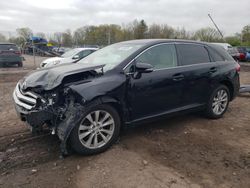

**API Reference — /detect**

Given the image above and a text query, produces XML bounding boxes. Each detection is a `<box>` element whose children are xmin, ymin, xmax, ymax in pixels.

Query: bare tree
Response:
<box><xmin>35</xmin><ymin>32</ymin><xmax>46</xmax><ymax>39</ymax></box>
<box><xmin>194</xmin><ymin>27</ymin><xmax>223</xmax><ymax>42</ymax></box>
<box><xmin>16</xmin><ymin>27</ymin><xmax>33</xmax><ymax>40</ymax></box>
<box><xmin>0</xmin><ymin>33</ymin><xmax>7</xmax><ymax>42</ymax></box>
<box><xmin>53</xmin><ymin>32</ymin><xmax>63</xmax><ymax>45</ymax></box>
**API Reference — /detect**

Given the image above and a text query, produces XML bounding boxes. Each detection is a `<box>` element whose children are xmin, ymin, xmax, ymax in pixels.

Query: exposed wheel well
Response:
<box><xmin>105</xmin><ymin>102</ymin><xmax>124</xmax><ymax>125</ymax></box>
<box><xmin>220</xmin><ymin>80</ymin><xmax>234</xmax><ymax>101</ymax></box>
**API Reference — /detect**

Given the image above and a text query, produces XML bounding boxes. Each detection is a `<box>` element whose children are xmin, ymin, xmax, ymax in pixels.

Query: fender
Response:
<box><xmin>68</xmin><ymin>74</ymin><xmax>127</xmax><ymax>104</ymax></box>
<box><xmin>57</xmin><ymin>74</ymin><xmax>128</xmax><ymax>155</ymax></box>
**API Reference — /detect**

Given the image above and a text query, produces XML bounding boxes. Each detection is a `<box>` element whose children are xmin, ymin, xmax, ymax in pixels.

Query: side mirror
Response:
<box><xmin>72</xmin><ymin>55</ymin><xmax>79</xmax><ymax>60</ymax></box>
<box><xmin>136</xmin><ymin>62</ymin><xmax>153</xmax><ymax>73</ymax></box>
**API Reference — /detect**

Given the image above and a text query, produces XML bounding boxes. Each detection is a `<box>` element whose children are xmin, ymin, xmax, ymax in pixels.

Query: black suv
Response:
<box><xmin>13</xmin><ymin>39</ymin><xmax>240</xmax><ymax>155</ymax></box>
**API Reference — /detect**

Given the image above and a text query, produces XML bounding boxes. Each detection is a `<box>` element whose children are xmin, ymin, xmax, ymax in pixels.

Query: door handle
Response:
<box><xmin>172</xmin><ymin>74</ymin><xmax>184</xmax><ymax>81</ymax></box>
<box><xmin>209</xmin><ymin>67</ymin><xmax>217</xmax><ymax>73</ymax></box>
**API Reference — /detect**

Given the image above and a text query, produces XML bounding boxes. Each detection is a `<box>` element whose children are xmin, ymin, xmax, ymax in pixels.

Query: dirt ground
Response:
<box><xmin>0</xmin><ymin>55</ymin><xmax>250</xmax><ymax>188</ymax></box>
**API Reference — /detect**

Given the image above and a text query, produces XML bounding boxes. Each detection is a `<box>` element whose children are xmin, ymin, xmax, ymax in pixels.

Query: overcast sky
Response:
<box><xmin>0</xmin><ymin>0</ymin><xmax>249</xmax><ymax>36</ymax></box>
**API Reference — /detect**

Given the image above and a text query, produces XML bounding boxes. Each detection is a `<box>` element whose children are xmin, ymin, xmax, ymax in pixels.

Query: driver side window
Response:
<box><xmin>136</xmin><ymin>44</ymin><xmax>177</xmax><ymax>70</ymax></box>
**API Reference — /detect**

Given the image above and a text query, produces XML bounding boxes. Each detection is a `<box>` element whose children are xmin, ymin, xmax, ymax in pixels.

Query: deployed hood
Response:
<box><xmin>22</xmin><ymin>63</ymin><xmax>105</xmax><ymax>91</ymax></box>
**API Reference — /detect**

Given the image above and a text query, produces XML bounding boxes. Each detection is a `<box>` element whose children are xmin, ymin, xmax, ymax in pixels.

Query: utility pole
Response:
<box><xmin>107</xmin><ymin>28</ymin><xmax>111</xmax><ymax>45</ymax></box>
<box><xmin>32</xmin><ymin>37</ymin><xmax>36</xmax><ymax>68</ymax></box>
<box><xmin>208</xmin><ymin>14</ymin><xmax>224</xmax><ymax>39</ymax></box>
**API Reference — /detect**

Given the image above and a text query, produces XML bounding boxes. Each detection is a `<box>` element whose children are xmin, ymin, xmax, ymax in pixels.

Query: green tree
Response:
<box><xmin>241</xmin><ymin>25</ymin><xmax>250</xmax><ymax>45</ymax></box>
<box><xmin>133</xmin><ymin>20</ymin><xmax>148</xmax><ymax>39</ymax></box>
<box><xmin>61</xmin><ymin>29</ymin><xmax>73</xmax><ymax>47</ymax></box>
<box><xmin>148</xmin><ymin>24</ymin><xmax>161</xmax><ymax>38</ymax></box>
<box><xmin>73</xmin><ymin>27</ymin><xmax>86</xmax><ymax>46</ymax></box>
<box><xmin>225</xmin><ymin>36</ymin><xmax>241</xmax><ymax>46</ymax></box>
<box><xmin>161</xmin><ymin>24</ymin><xmax>175</xmax><ymax>38</ymax></box>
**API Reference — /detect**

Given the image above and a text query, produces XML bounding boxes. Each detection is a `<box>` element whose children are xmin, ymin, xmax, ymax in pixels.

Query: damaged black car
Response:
<box><xmin>13</xmin><ymin>39</ymin><xmax>240</xmax><ymax>155</ymax></box>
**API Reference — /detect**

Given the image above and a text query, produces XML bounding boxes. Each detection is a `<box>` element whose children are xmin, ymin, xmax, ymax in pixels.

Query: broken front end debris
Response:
<box><xmin>13</xmin><ymin>81</ymin><xmax>86</xmax><ymax>155</ymax></box>
<box><xmin>12</xmin><ymin>64</ymin><xmax>106</xmax><ymax>155</ymax></box>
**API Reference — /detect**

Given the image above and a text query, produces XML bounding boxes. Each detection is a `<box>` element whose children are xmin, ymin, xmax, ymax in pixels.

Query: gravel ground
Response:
<box><xmin>0</xmin><ymin>55</ymin><xmax>250</xmax><ymax>188</ymax></box>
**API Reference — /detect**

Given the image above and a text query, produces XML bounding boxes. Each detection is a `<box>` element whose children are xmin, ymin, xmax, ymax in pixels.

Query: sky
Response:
<box><xmin>0</xmin><ymin>0</ymin><xmax>249</xmax><ymax>37</ymax></box>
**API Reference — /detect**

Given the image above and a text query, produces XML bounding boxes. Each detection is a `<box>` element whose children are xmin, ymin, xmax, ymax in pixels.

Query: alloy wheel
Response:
<box><xmin>212</xmin><ymin>89</ymin><xmax>228</xmax><ymax>115</ymax></box>
<box><xmin>78</xmin><ymin>110</ymin><xmax>115</xmax><ymax>149</ymax></box>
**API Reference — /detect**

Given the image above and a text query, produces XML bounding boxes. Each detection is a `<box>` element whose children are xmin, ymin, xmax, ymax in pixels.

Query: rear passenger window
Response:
<box><xmin>177</xmin><ymin>44</ymin><xmax>210</xmax><ymax>65</ymax></box>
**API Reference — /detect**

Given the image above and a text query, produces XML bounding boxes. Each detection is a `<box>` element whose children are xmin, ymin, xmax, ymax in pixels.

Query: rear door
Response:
<box><xmin>175</xmin><ymin>43</ymin><xmax>217</xmax><ymax>106</ymax></box>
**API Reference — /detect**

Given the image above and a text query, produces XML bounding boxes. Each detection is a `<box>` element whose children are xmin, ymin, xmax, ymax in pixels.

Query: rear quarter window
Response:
<box><xmin>209</xmin><ymin>44</ymin><xmax>234</xmax><ymax>61</ymax></box>
<box><xmin>176</xmin><ymin>44</ymin><xmax>210</xmax><ymax>66</ymax></box>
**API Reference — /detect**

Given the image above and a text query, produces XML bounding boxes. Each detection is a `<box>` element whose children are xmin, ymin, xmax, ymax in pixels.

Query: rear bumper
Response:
<box><xmin>232</xmin><ymin>74</ymin><xmax>240</xmax><ymax>100</ymax></box>
<box><xmin>0</xmin><ymin>57</ymin><xmax>22</xmax><ymax>63</ymax></box>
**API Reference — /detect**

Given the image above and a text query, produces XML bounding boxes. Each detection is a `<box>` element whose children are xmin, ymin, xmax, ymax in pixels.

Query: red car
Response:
<box><xmin>236</xmin><ymin>47</ymin><xmax>247</xmax><ymax>61</ymax></box>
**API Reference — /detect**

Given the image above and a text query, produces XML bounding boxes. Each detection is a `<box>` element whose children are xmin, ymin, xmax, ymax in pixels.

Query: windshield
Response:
<box><xmin>77</xmin><ymin>43</ymin><xmax>143</xmax><ymax>71</ymax></box>
<box><xmin>61</xmin><ymin>48</ymin><xmax>80</xmax><ymax>58</ymax></box>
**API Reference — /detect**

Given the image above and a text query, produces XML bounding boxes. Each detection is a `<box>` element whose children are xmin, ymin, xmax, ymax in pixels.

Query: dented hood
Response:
<box><xmin>22</xmin><ymin>63</ymin><xmax>105</xmax><ymax>90</ymax></box>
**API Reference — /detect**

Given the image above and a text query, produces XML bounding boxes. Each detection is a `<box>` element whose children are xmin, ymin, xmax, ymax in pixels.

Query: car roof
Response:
<box><xmin>0</xmin><ymin>42</ymin><xmax>16</xmax><ymax>45</ymax></box>
<box><xmin>119</xmin><ymin>39</ymin><xmax>210</xmax><ymax>46</ymax></box>
<box><xmin>75</xmin><ymin>47</ymin><xmax>98</xmax><ymax>50</ymax></box>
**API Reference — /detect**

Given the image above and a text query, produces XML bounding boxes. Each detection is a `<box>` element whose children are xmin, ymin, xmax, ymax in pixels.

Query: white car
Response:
<box><xmin>40</xmin><ymin>48</ymin><xmax>98</xmax><ymax>68</ymax></box>
<box><xmin>212</xmin><ymin>43</ymin><xmax>233</xmax><ymax>51</ymax></box>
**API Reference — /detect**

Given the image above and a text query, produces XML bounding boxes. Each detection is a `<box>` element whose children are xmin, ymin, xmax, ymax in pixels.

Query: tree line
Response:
<box><xmin>0</xmin><ymin>19</ymin><xmax>250</xmax><ymax>47</ymax></box>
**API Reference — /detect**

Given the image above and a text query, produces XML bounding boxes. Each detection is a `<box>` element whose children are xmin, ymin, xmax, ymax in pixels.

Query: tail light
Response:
<box><xmin>236</xmin><ymin>63</ymin><xmax>240</xmax><ymax>72</ymax></box>
<box><xmin>14</xmin><ymin>51</ymin><xmax>21</xmax><ymax>55</ymax></box>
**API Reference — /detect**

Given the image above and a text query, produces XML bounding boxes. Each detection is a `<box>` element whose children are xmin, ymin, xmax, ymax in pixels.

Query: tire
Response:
<box><xmin>69</xmin><ymin>104</ymin><xmax>121</xmax><ymax>155</ymax></box>
<box><xmin>205</xmin><ymin>85</ymin><xmax>230</xmax><ymax>119</ymax></box>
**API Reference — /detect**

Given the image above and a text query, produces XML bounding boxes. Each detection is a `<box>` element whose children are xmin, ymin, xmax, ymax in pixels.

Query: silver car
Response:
<box><xmin>40</xmin><ymin>48</ymin><xmax>98</xmax><ymax>68</ymax></box>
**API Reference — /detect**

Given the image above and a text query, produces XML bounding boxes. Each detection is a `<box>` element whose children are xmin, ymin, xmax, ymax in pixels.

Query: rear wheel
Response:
<box><xmin>205</xmin><ymin>85</ymin><xmax>230</xmax><ymax>119</ymax></box>
<box><xmin>69</xmin><ymin>104</ymin><xmax>121</xmax><ymax>155</ymax></box>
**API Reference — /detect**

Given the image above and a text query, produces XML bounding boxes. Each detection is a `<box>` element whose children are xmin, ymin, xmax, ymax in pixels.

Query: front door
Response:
<box><xmin>126</xmin><ymin>43</ymin><xmax>185</xmax><ymax>121</ymax></box>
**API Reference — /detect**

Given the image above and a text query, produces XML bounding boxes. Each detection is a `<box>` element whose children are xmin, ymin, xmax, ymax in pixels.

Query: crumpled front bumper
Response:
<box><xmin>13</xmin><ymin>82</ymin><xmax>53</xmax><ymax>128</ymax></box>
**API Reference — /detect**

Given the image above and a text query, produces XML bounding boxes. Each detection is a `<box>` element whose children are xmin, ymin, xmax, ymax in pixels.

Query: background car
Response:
<box><xmin>236</xmin><ymin>46</ymin><xmax>247</xmax><ymax>61</ymax></box>
<box><xmin>52</xmin><ymin>47</ymin><xmax>71</xmax><ymax>55</ymax></box>
<box><xmin>212</xmin><ymin>43</ymin><xmax>233</xmax><ymax>51</ymax></box>
<box><xmin>246</xmin><ymin>49</ymin><xmax>250</xmax><ymax>62</ymax></box>
<box><xmin>228</xmin><ymin>47</ymin><xmax>240</xmax><ymax>61</ymax></box>
<box><xmin>0</xmin><ymin>43</ymin><xmax>22</xmax><ymax>67</ymax></box>
<box><xmin>40</xmin><ymin>47</ymin><xmax>98</xmax><ymax>68</ymax></box>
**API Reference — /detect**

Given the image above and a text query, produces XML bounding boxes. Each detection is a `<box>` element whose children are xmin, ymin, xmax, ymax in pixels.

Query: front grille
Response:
<box><xmin>13</xmin><ymin>83</ymin><xmax>38</xmax><ymax>110</ymax></box>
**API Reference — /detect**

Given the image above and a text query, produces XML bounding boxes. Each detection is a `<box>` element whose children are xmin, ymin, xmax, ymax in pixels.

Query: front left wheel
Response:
<box><xmin>69</xmin><ymin>104</ymin><xmax>121</xmax><ymax>155</ymax></box>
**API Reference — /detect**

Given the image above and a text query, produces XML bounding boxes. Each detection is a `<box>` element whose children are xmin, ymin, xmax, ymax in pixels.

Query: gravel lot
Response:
<box><xmin>0</xmin><ymin>55</ymin><xmax>250</xmax><ymax>188</ymax></box>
